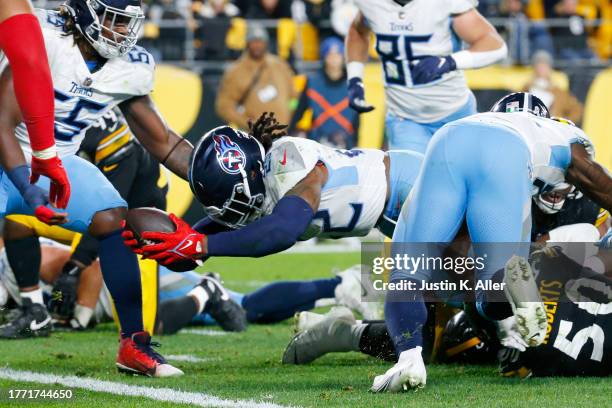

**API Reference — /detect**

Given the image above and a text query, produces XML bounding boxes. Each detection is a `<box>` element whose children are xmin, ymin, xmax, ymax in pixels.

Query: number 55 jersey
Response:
<box><xmin>0</xmin><ymin>9</ymin><xmax>155</xmax><ymax>159</ymax></box>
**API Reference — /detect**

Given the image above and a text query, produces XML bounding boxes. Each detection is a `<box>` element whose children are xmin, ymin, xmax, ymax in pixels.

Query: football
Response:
<box><xmin>125</xmin><ymin>207</ymin><xmax>175</xmax><ymax>245</ymax></box>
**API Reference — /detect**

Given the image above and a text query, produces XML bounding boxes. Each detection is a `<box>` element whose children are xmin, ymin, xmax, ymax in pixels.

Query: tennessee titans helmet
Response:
<box><xmin>490</xmin><ymin>92</ymin><xmax>550</xmax><ymax>118</ymax></box>
<box><xmin>189</xmin><ymin>126</ymin><xmax>267</xmax><ymax>229</ymax></box>
<box><xmin>439</xmin><ymin>311</ymin><xmax>496</xmax><ymax>364</ymax></box>
<box><xmin>63</xmin><ymin>0</ymin><xmax>144</xmax><ymax>58</ymax></box>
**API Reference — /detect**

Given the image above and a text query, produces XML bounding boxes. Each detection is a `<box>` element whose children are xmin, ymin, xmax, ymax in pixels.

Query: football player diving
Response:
<box><xmin>0</xmin><ymin>110</ymin><xmax>374</xmax><ymax>337</ymax></box>
<box><xmin>121</xmin><ymin>112</ymin><xmax>423</xmax><ymax>280</ymax></box>
<box><xmin>0</xmin><ymin>1</ymin><xmax>193</xmax><ymax>377</ymax></box>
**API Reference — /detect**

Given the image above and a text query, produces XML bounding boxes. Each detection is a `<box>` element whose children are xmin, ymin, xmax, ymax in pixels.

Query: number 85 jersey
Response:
<box><xmin>263</xmin><ymin>137</ymin><xmax>387</xmax><ymax>240</ymax></box>
<box><xmin>0</xmin><ymin>9</ymin><xmax>155</xmax><ymax>159</ymax></box>
<box><xmin>355</xmin><ymin>0</ymin><xmax>476</xmax><ymax>123</ymax></box>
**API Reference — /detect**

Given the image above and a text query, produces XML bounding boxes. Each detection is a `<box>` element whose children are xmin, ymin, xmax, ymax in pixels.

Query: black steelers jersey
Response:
<box><xmin>518</xmin><ymin>248</ymin><xmax>611</xmax><ymax>376</ymax></box>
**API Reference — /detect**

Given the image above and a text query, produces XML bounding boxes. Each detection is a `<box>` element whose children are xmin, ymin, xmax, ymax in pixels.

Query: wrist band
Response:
<box><xmin>347</xmin><ymin>61</ymin><xmax>365</xmax><ymax>80</ymax></box>
<box><xmin>32</xmin><ymin>145</ymin><xmax>57</xmax><ymax>160</ymax></box>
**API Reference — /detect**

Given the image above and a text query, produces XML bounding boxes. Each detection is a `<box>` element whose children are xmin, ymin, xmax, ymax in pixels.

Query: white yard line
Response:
<box><xmin>0</xmin><ymin>367</ymin><xmax>293</xmax><ymax>408</ymax></box>
<box><xmin>180</xmin><ymin>328</ymin><xmax>230</xmax><ymax>336</ymax></box>
<box><xmin>166</xmin><ymin>354</ymin><xmax>220</xmax><ymax>363</ymax></box>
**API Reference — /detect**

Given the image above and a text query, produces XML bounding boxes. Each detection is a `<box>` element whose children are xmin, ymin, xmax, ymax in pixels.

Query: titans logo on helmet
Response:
<box><xmin>213</xmin><ymin>134</ymin><xmax>246</xmax><ymax>175</ymax></box>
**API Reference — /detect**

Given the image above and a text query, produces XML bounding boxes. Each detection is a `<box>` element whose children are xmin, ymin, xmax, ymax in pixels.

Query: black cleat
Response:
<box><xmin>0</xmin><ymin>298</ymin><xmax>52</xmax><ymax>339</ymax></box>
<box><xmin>199</xmin><ymin>273</ymin><xmax>247</xmax><ymax>332</ymax></box>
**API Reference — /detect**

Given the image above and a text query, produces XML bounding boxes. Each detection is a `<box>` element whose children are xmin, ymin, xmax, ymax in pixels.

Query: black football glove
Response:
<box><xmin>48</xmin><ymin>261</ymin><xmax>82</xmax><ymax>320</ymax></box>
<box><xmin>347</xmin><ymin>77</ymin><xmax>375</xmax><ymax>113</ymax></box>
<box><xmin>410</xmin><ymin>55</ymin><xmax>457</xmax><ymax>85</ymax></box>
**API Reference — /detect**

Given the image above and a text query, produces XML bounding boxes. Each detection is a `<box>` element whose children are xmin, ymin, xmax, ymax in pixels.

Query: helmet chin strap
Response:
<box><xmin>535</xmin><ymin>195</ymin><xmax>565</xmax><ymax>215</ymax></box>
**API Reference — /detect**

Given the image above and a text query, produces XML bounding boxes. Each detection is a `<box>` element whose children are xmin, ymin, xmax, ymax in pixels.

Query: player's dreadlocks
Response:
<box><xmin>248</xmin><ymin>112</ymin><xmax>288</xmax><ymax>152</ymax></box>
<box><xmin>58</xmin><ymin>6</ymin><xmax>84</xmax><ymax>44</ymax></box>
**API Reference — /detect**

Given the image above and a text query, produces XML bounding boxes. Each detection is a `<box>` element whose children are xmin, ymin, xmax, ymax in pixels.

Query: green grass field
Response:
<box><xmin>0</xmin><ymin>252</ymin><xmax>610</xmax><ymax>407</ymax></box>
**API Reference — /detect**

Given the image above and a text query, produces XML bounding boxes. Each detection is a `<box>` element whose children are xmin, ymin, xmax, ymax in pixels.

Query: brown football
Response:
<box><xmin>125</xmin><ymin>207</ymin><xmax>175</xmax><ymax>245</ymax></box>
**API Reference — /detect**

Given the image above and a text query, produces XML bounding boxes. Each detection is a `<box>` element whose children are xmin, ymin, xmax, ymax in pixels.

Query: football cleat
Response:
<box><xmin>0</xmin><ymin>298</ymin><xmax>52</xmax><ymax>339</ymax></box>
<box><xmin>293</xmin><ymin>310</ymin><xmax>327</xmax><ymax>333</ymax></box>
<box><xmin>371</xmin><ymin>347</ymin><xmax>427</xmax><ymax>392</ymax></box>
<box><xmin>200</xmin><ymin>273</ymin><xmax>247</xmax><ymax>332</ymax></box>
<box><xmin>335</xmin><ymin>266</ymin><xmax>382</xmax><ymax>320</ymax></box>
<box><xmin>503</xmin><ymin>256</ymin><xmax>547</xmax><ymax>347</ymax></box>
<box><xmin>283</xmin><ymin>307</ymin><xmax>356</xmax><ymax>365</ymax></box>
<box><xmin>496</xmin><ymin>316</ymin><xmax>528</xmax><ymax>352</ymax></box>
<box><xmin>116</xmin><ymin>331</ymin><xmax>184</xmax><ymax>377</ymax></box>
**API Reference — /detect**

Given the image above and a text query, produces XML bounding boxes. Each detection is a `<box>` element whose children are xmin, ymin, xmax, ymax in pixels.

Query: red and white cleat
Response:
<box><xmin>116</xmin><ymin>331</ymin><xmax>184</xmax><ymax>377</ymax></box>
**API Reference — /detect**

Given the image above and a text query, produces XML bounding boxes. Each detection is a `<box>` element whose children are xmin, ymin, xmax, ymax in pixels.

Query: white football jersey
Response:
<box><xmin>455</xmin><ymin>112</ymin><xmax>595</xmax><ymax>194</ymax></box>
<box><xmin>0</xmin><ymin>10</ymin><xmax>155</xmax><ymax>159</ymax></box>
<box><xmin>355</xmin><ymin>0</ymin><xmax>477</xmax><ymax>122</ymax></box>
<box><xmin>263</xmin><ymin>137</ymin><xmax>387</xmax><ymax>240</ymax></box>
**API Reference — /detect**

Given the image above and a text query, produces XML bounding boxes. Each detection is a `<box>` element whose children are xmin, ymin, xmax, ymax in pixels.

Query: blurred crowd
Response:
<box><xmin>31</xmin><ymin>0</ymin><xmax>609</xmax><ymax>151</ymax></box>
<box><xmin>132</xmin><ymin>0</ymin><xmax>612</xmax><ymax>63</ymax></box>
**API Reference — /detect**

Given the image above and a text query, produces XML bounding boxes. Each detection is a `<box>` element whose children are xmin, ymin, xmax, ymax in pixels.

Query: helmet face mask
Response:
<box><xmin>66</xmin><ymin>0</ymin><xmax>144</xmax><ymax>59</ymax></box>
<box><xmin>534</xmin><ymin>183</ymin><xmax>576</xmax><ymax>215</ymax></box>
<box><xmin>203</xmin><ymin>180</ymin><xmax>265</xmax><ymax>229</ymax></box>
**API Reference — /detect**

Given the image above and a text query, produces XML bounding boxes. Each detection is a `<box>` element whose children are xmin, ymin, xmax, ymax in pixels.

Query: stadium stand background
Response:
<box><xmin>33</xmin><ymin>0</ymin><xmax>612</xmax><ymax>223</ymax></box>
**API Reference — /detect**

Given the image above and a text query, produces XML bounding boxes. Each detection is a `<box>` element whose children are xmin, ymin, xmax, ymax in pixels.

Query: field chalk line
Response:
<box><xmin>0</xmin><ymin>367</ymin><xmax>295</xmax><ymax>408</ymax></box>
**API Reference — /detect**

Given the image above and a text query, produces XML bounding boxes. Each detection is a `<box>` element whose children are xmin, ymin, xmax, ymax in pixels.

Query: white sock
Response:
<box><xmin>73</xmin><ymin>304</ymin><xmax>94</xmax><ymax>328</ymax></box>
<box><xmin>21</xmin><ymin>288</ymin><xmax>44</xmax><ymax>305</ymax></box>
<box><xmin>188</xmin><ymin>285</ymin><xmax>209</xmax><ymax>315</ymax></box>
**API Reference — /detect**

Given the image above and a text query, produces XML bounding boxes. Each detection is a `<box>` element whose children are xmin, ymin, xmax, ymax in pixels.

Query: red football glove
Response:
<box><xmin>121</xmin><ymin>221</ymin><xmax>143</xmax><ymax>254</ymax></box>
<box><xmin>30</xmin><ymin>155</ymin><xmax>71</xmax><ymax>209</ymax></box>
<box><xmin>123</xmin><ymin>214</ymin><xmax>207</xmax><ymax>266</ymax></box>
<box><xmin>34</xmin><ymin>205</ymin><xmax>68</xmax><ymax>225</ymax></box>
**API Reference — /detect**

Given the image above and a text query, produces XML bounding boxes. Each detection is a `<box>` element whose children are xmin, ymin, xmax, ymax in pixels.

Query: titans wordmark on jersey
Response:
<box><xmin>263</xmin><ymin>137</ymin><xmax>387</xmax><ymax>240</ymax></box>
<box><xmin>354</xmin><ymin>0</ymin><xmax>477</xmax><ymax>122</ymax></box>
<box><xmin>0</xmin><ymin>9</ymin><xmax>155</xmax><ymax>159</ymax></box>
<box><xmin>454</xmin><ymin>112</ymin><xmax>594</xmax><ymax>195</ymax></box>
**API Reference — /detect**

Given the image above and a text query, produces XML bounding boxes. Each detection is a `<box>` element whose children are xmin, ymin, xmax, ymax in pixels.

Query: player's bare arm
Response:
<box><xmin>0</xmin><ymin>68</ymin><xmax>27</xmax><ymax>171</ymax></box>
<box><xmin>452</xmin><ymin>9</ymin><xmax>506</xmax><ymax>53</ymax></box>
<box><xmin>346</xmin><ymin>11</ymin><xmax>370</xmax><ymax>65</ymax></box>
<box><xmin>119</xmin><ymin>95</ymin><xmax>193</xmax><ymax>180</ymax></box>
<box><xmin>345</xmin><ymin>11</ymin><xmax>375</xmax><ymax>113</ymax></box>
<box><xmin>567</xmin><ymin>144</ymin><xmax>612</xmax><ymax>213</ymax></box>
<box><xmin>444</xmin><ymin>8</ymin><xmax>507</xmax><ymax>71</ymax></box>
<box><xmin>0</xmin><ymin>0</ymin><xmax>34</xmax><ymax>23</ymax></box>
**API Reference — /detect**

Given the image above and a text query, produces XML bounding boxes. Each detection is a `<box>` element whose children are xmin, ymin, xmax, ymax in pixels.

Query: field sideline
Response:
<box><xmin>0</xmin><ymin>252</ymin><xmax>609</xmax><ymax>407</ymax></box>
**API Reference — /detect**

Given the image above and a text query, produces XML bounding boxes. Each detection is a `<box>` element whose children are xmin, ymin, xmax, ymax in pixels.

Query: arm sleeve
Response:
<box><xmin>206</xmin><ymin>195</ymin><xmax>314</xmax><ymax>257</ymax></box>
